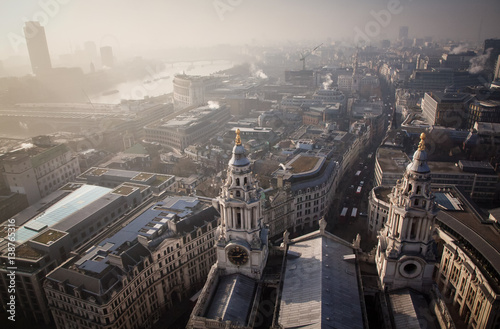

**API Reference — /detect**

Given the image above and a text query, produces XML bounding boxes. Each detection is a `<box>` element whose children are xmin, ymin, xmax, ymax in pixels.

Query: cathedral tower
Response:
<box><xmin>213</xmin><ymin>129</ymin><xmax>268</xmax><ymax>279</ymax></box>
<box><xmin>376</xmin><ymin>133</ymin><xmax>437</xmax><ymax>292</ymax></box>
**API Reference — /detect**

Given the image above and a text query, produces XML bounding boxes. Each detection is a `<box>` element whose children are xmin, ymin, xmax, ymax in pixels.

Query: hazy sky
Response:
<box><xmin>1</xmin><ymin>0</ymin><xmax>500</xmax><ymax>60</ymax></box>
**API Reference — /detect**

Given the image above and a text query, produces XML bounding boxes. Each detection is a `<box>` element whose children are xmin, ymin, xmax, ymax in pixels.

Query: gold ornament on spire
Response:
<box><xmin>418</xmin><ymin>132</ymin><xmax>426</xmax><ymax>151</ymax></box>
<box><xmin>235</xmin><ymin>129</ymin><xmax>242</xmax><ymax>146</ymax></box>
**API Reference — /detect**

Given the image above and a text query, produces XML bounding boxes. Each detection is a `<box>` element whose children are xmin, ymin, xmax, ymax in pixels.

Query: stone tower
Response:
<box><xmin>376</xmin><ymin>133</ymin><xmax>437</xmax><ymax>292</ymax></box>
<box><xmin>213</xmin><ymin>129</ymin><xmax>268</xmax><ymax>279</ymax></box>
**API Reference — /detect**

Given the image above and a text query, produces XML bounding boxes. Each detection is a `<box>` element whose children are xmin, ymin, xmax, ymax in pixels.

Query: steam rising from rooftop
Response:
<box><xmin>450</xmin><ymin>44</ymin><xmax>467</xmax><ymax>55</ymax></box>
<box><xmin>323</xmin><ymin>74</ymin><xmax>333</xmax><ymax>90</ymax></box>
<box><xmin>250</xmin><ymin>63</ymin><xmax>268</xmax><ymax>79</ymax></box>
<box><xmin>469</xmin><ymin>48</ymin><xmax>492</xmax><ymax>74</ymax></box>
<box><xmin>208</xmin><ymin>100</ymin><xmax>220</xmax><ymax>109</ymax></box>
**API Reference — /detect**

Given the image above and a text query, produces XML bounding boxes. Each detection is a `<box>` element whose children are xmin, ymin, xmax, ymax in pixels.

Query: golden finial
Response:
<box><xmin>235</xmin><ymin>129</ymin><xmax>242</xmax><ymax>146</ymax></box>
<box><xmin>418</xmin><ymin>132</ymin><xmax>426</xmax><ymax>151</ymax></box>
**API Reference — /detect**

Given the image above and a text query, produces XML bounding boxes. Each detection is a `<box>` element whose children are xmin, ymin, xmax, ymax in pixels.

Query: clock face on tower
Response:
<box><xmin>227</xmin><ymin>245</ymin><xmax>249</xmax><ymax>266</ymax></box>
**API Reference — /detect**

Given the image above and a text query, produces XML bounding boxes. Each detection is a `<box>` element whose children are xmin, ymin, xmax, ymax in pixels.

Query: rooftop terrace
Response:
<box><xmin>32</xmin><ymin>229</ymin><xmax>66</xmax><ymax>245</ymax></box>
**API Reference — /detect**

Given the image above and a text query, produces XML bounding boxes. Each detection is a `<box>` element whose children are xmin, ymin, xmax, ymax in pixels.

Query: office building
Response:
<box><xmin>44</xmin><ymin>195</ymin><xmax>219</xmax><ymax>329</ymax></box>
<box><xmin>374</xmin><ymin>146</ymin><xmax>410</xmax><ymax>187</ymax></box>
<box><xmin>0</xmin><ymin>182</ymin><xmax>152</xmax><ymax>324</ymax></box>
<box><xmin>271</xmin><ymin>153</ymin><xmax>338</xmax><ymax>234</ymax></box>
<box><xmin>468</xmin><ymin>98</ymin><xmax>500</xmax><ymax>129</ymax></box>
<box><xmin>144</xmin><ymin>104</ymin><xmax>230</xmax><ymax>151</ymax></box>
<box><xmin>284</xmin><ymin>70</ymin><xmax>317</xmax><ymax>88</ymax></box>
<box><xmin>433</xmin><ymin>186</ymin><xmax>500</xmax><ymax>329</ymax></box>
<box><xmin>441</xmin><ymin>51</ymin><xmax>477</xmax><ymax>70</ymax></box>
<box><xmin>484</xmin><ymin>39</ymin><xmax>500</xmax><ymax>74</ymax></box>
<box><xmin>408</xmin><ymin>69</ymin><xmax>482</xmax><ymax>92</ymax></box>
<box><xmin>421</xmin><ymin>92</ymin><xmax>473</xmax><ymax>128</ymax></box>
<box><xmin>494</xmin><ymin>55</ymin><xmax>500</xmax><ymax>81</ymax></box>
<box><xmin>24</xmin><ymin>21</ymin><xmax>52</xmax><ymax>75</ymax></box>
<box><xmin>464</xmin><ymin>122</ymin><xmax>500</xmax><ymax>164</ymax></box>
<box><xmin>173</xmin><ymin>74</ymin><xmax>220</xmax><ymax>110</ymax></box>
<box><xmin>399</xmin><ymin>26</ymin><xmax>409</xmax><ymax>40</ymax></box>
<box><xmin>373</xmin><ymin>143</ymin><xmax>498</xmax><ymax>202</ymax></box>
<box><xmin>100</xmin><ymin>46</ymin><xmax>114</xmax><ymax>67</ymax></box>
<box><xmin>77</xmin><ymin>167</ymin><xmax>175</xmax><ymax>195</ymax></box>
<box><xmin>1</xmin><ymin>137</ymin><xmax>80</xmax><ymax>205</ymax></box>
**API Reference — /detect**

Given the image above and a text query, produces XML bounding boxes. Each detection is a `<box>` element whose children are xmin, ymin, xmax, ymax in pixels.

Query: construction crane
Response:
<box><xmin>299</xmin><ymin>43</ymin><xmax>323</xmax><ymax>70</ymax></box>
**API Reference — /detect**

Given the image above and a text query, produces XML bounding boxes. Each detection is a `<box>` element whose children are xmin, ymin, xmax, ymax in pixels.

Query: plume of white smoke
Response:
<box><xmin>21</xmin><ymin>143</ymin><xmax>34</xmax><ymax>149</ymax></box>
<box><xmin>207</xmin><ymin>100</ymin><xmax>220</xmax><ymax>109</ymax></box>
<box><xmin>450</xmin><ymin>44</ymin><xmax>467</xmax><ymax>55</ymax></box>
<box><xmin>322</xmin><ymin>74</ymin><xmax>333</xmax><ymax>90</ymax></box>
<box><xmin>250</xmin><ymin>63</ymin><xmax>268</xmax><ymax>79</ymax></box>
<box><xmin>255</xmin><ymin>69</ymin><xmax>268</xmax><ymax>79</ymax></box>
<box><xmin>469</xmin><ymin>48</ymin><xmax>492</xmax><ymax>74</ymax></box>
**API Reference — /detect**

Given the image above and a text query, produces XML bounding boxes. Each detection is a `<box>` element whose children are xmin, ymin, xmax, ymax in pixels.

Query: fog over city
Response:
<box><xmin>2</xmin><ymin>0</ymin><xmax>500</xmax><ymax>62</ymax></box>
<box><xmin>2</xmin><ymin>1</ymin><xmax>500</xmax><ymax>329</ymax></box>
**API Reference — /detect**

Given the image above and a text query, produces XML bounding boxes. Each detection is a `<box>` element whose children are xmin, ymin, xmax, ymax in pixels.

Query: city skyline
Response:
<box><xmin>1</xmin><ymin>1</ymin><xmax>500</xmax><ymax>328</ymax></box>
<box><xmin>1</xmin><ymin>0</ymin><xmax>500</xmax><ymax>62</ymax></box>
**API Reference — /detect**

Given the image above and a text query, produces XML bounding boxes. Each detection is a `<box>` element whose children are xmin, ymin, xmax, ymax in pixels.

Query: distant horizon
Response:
<box><xmin>1</xmin><ymin>0</ymin><xmax>500</xmax><ymax>65</ymax></box>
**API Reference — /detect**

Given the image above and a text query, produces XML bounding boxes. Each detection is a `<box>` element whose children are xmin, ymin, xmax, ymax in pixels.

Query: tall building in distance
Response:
<box><xmin>399</xmin><ymin>26</ymin><xmax>409</xmax><ymax>40</ymax></box>
<box><xmin>100</xmin><ymin>46</ymin><xmax>114</xmax><ymax>67</ymax></box>
<box><xmin>494</xmin><ymin>54</ymin><xmax>500</xmax><ymax>80</ymax></box>
<box><xmin>484</xmin><ymin>38</ymin><xmax>500</xmax><ymax>74</ymax></box>
<box><xmin>24</xmin><ymin>21</ymin><xmax>52</xmax><ymax>76</ymax></box>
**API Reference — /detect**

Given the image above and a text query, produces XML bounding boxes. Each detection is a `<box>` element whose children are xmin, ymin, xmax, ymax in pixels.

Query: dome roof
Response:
<box><xmin>407</xmin><ymin>149</ymin><xmax>430</xmax><ymax>173</ymax></box>
<box><xmin>406</xmin><ymin>132</ymin><xmax>430</xmax><ymax>173</ymax></box>
<box><xmin>229</xmin><ymin>145</ymin><xmax>250</xmax><ymax>167</ymax></box>
<box><xmin>228</xmin><ymin>129</ymin><xmax>250</xmax><ymax>167</ymax></box>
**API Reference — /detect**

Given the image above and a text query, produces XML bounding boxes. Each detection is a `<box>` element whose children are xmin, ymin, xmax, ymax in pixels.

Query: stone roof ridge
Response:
<box><xmin>290</xmin><ymin>229</ymin><xmax>355</xmax><ymax>249</ymax></box>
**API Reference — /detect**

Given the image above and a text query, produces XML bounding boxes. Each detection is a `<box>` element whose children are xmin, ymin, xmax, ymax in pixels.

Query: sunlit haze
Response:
<box><xmin>2</xmin><ymin>0</ymin><xmax>500</xmax><ymax>61</ymax></box>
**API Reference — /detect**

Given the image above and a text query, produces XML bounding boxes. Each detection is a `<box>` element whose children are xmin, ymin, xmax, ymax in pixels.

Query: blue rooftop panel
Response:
<box><xmin>99</xmin><ymin>196</ymin><xmax>197</xmax><ymax>253</ymax></box>
<box><xmin>15</xmin><ymin>185</ymin><xmax>112</xmax><ymax>244</ymax></box>
<box><xmin>435</xmin><ymin>192</ymin><xmax>463</xmax><ymax>211</ymax></box>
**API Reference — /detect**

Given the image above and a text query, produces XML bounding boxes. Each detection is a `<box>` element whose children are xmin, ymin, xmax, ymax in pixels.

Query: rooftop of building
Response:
<box><xmin>388</xmin><ymin>288</ymin><xmax>437</xmax><ymax>329</ymax></box>
<box><xmin>204</xmin><ymin>273</ymin><xmax>256</xmax><ymax>326</ymax></box>
<box><xmin>426</xmin><ymin>92</ymin><xmax>472</xmax><ymax>103</ymax></box>
<box><xmin>376</xmin><ymin>146</ymin><xmax>410</xmax><ymax>173</ymax></box>
<box><xmin>278</xmin><ymin>231</ymin><xmax>364</xmax><ymax>329</ymax></box>
<box><xmin>79</xmin><ymin>167</ymin><xmax>174</xmax><ymax>187</ymax></box>
<box><xmin>161</xmin><ymin>104</ymin><xmax>226</xmax><ymax>129</ymax></box>
<box><xmin>15</xmin><ymin>243</ymin><xmax>45</xmax><ymax>260</ymax></box>
<box><xmin>2</xmin><ymin>143</ymin><xmax>70</xmax><ymax>167</ymax></box>
<box><xmin>73</xmin><ymin>196</ymin><xmax>216</xmax><ymax>275</ymax></box>
<box><xmin>11</xmin><ymin>184</ymin><xmax>113</xmax><ymax>245</ymax></box>
<box><xmin>373</xmin><ymin>186</ymin><xmax>392</xmax><ymax>203</ymax></box>
<box><xmin>173</xmin><ymin>74</ymin><xmax>218</xmax><ymax>81</ymax></box>
<box><xmin>229</xmin><ymin>127</ymin><xmax>273</xmax><ymax>134</ymax></box>
<box><xmin>31</xmin><ymin>229</ymin><xmax>67</xmax><ymax>245</ymax></box>
<box><xmin>427</xmin><ymin>160</ymin><xmax>496</xmax><ymax>175</ymax></box>
<box><xmin>288</xmin><ymin>155</ymin><xmax>322</xmax><ymax>174</ymax></box>
<box><xmin>473</xmin><ymin>99</ymin><xmax>500</xmax><ymax>108</ymax></box>
<box><xmin>474</xmin><ymin>122</ymin><xmax>500</xmax><ymax>134</ymax></box>
<box><xmin>309</xmin><ymin>103</ymin><xmax>342</xmax><ymax>112</ymax></box>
